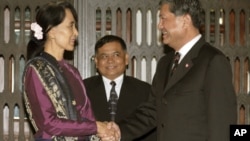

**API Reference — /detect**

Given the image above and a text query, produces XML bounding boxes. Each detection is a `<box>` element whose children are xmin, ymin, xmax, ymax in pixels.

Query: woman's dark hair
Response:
<box><xmin>94</xmin><ymin>35</ymin><xmax>127</xmax><ymax>54</ymax></box>
<box><xmin>159</xmin><ymin>0</ymin><xmax>203</xmax><ymax>29</ymax></box>
<box><xmin>27</xmin><ymin>1</ymin><xmax>78</xmax><ymax>60</ymax></box>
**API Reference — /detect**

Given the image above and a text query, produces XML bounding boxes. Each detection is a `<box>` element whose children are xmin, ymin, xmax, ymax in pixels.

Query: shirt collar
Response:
<box><xmin>102</xmin><ymin>74</ymin><xmax>124</xmax><ymax>100</ymax></box>
<box><xmin>102</xmin><ymin>74</ymin><xmax>124</xmax><ymax>86</ymax></box>
<box><xmin>178</xmin><ymin>34</ymin><xmax>202</xmax><ymax>62</ymax></box>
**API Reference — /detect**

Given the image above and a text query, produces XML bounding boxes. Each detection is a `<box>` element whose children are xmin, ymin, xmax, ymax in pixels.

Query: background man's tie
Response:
<box><xmin>109</xmin><ymin>81</ymin><xmax>118</xmax><ymax>121</ymax></box>
<box><xmin>170</xmin><ymin>52</ymin><xmax>180</xmax><ymax>76</ymax></box>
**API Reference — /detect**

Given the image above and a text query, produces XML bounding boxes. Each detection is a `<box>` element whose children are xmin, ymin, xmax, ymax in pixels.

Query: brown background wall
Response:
<box><xmin>0</xmin><ymin>0</ymin><xmax>249</xmax><ymax>140</ymax></box>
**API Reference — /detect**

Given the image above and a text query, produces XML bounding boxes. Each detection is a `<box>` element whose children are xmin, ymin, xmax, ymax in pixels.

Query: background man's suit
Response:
<box><xmin>118</xmin><ymin>37</ymin><xmax>237</xmax><ymax>141</ymax></box>
<box><xmin>84</xmin><ymin>75</ymin><xmax>157</xmax><ymax>141</ymax></box>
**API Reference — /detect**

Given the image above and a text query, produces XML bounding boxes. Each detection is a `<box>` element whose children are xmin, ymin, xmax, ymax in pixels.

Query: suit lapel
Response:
<box><xmin>161</xmin><ymin>53</ymin><xmax>175</xmax><ymax>88</ymax></box>
<box><xmin>165</xmin><ymin>56</ymin><xmax>193</xmax><ymax>91</ymax></box>
<box><xmin>92</xmin><ymin>76</ymin><xmax>110</xmax><ymax>115</ymax></box>
<box><xmin>117</xmin><ymin>76</ymin><xmax>128</xmax><ymax>112</ymax></box>
<box><xmin>96</xmin><ymin>76</ymin><xmax>108</xmax><ymax>100</ymax></box>
<box><xmin>163</xmin><ymin>38</ymin><xmax>206</xmax><ymax>94</ymax></box>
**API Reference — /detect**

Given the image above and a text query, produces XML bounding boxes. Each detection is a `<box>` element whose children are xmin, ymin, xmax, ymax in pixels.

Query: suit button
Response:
<box><xmin>161</xmin><ymin>123</ymin><xmax>165</xmax><ymax>128</ymax></box>
<box><xmin>161</xmin><ymin>99</ymin><xmax>167</xmax><ymax>105</ymax></box>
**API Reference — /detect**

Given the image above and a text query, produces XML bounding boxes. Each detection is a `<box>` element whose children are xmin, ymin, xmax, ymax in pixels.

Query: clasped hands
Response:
<box><xmin>96</xmin><ymin>121</ymin><xmax>120</xmax><ymax>141</ymax></box>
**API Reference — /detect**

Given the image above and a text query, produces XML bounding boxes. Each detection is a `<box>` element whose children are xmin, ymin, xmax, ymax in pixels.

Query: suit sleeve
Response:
<box><xmin>118</xmin><ymin>78</ymin><xmax>158</xmax><ymax>140</ymax></box>
<box><xmin>205</xmin><ymin>54</ymin><xmax>237</xmax><ymax>141</ymax></box>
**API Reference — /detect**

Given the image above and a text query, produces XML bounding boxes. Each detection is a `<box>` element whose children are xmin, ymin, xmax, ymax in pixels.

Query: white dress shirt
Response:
<box><xmin>102</xmin><ymin>74</ymin><xmax>123</xmax><ymax>101</ymax></box>
<box><xmin>177</xmin><ymin>34</ymin><xmax>202</xmax><ymax>63</ymax></box>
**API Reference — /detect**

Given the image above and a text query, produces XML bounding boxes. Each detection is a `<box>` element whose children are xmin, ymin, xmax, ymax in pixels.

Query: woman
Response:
<box><xmin>22</xmin><ymin>1</ymin><xmax>115</xmax><ymax>140</ymax></box>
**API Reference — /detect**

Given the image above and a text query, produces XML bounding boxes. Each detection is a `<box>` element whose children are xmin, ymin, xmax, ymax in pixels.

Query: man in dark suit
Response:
<box><xmin>112</xmin><ymin>0</ymin><xmax>237</xmax><ymax>141</ymax></box>
<box><xmin>83</xmin><ymin>35</ymin><xmax>156</xmax><ymax>141</ymax></box>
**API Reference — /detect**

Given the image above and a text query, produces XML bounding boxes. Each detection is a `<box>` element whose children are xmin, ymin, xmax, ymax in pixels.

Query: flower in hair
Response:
<box><xmin>30</xmin><ymin>22</ymin><xmax>43</xmax><ymax>40</ymax></box>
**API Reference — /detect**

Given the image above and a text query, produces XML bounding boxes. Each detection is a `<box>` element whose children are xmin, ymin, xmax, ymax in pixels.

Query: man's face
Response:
<box><xmin>158</xmin><ymin>4</ymin><xmax>186</xmax><ymax>49</ymax></box>
<box><xmin>95</xmin><ymin>41</ymin><xmax>129</xmax><ymax>80</ymax></box>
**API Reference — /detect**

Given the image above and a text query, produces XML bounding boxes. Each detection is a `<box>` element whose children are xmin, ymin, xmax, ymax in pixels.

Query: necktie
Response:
<box><xmin>170</xmin><ymin>52</ymin><xmax>180</xmax><ymax>76</ymax></box>
<box><xmin>109</xmin><ymin>81</ymin><xmax>118</xmax><ymax>121</ymax></box>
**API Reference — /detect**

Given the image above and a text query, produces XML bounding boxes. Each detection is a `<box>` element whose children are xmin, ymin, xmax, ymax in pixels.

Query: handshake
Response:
<box><xmin>96</xmin><ymin>121</ymin><xmax>121</xmax><ymax>141</ymax></box>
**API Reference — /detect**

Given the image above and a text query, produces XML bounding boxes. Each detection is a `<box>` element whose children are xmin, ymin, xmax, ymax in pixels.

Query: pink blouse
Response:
<box><xmin>24</xmin><ymin>59</ymin><xmax>97</xmax><ymax>139</ymax></box>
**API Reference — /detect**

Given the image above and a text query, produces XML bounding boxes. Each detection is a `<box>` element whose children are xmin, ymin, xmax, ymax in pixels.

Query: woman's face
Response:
<box><xmin>50</xmin><ymin>9</ymin><xmax>78</xmax><ymax>52</ymax></box>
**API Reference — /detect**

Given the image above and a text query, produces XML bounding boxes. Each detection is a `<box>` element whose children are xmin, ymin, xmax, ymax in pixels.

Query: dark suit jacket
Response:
<box><xmin>118</xmin><ymin>37</ymin><xmax>237</xmax><ymax>141</ymax></box>
<box><xmin>83</xmin><ymin>75</ymin><xmax>157</xmax><ymax>141</ymax></box>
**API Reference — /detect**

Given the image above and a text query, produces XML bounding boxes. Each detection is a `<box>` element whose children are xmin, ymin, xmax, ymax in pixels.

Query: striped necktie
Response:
<box><xmin>109</xmin><ymin>81</ymin><xmax>118</xmax><ymax>121</ymax></box>
<box><xmin>170</xmin><ymin>52</ymin><xmax>180</xmax><ymax>76</ymax></box>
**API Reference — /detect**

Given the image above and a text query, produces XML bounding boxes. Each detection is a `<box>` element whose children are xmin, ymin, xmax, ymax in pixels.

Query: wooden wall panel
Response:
<box><xmin>0</xmin><ymin>0</ymin><xmax>249</xmax><ymax>140</ymax></box>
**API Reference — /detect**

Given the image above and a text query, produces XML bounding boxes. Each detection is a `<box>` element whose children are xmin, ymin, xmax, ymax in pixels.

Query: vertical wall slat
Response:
<box><xmin>0</xmin><ymin>0</ymin><xmax>250</xmax><ymax>140</ymax></box>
